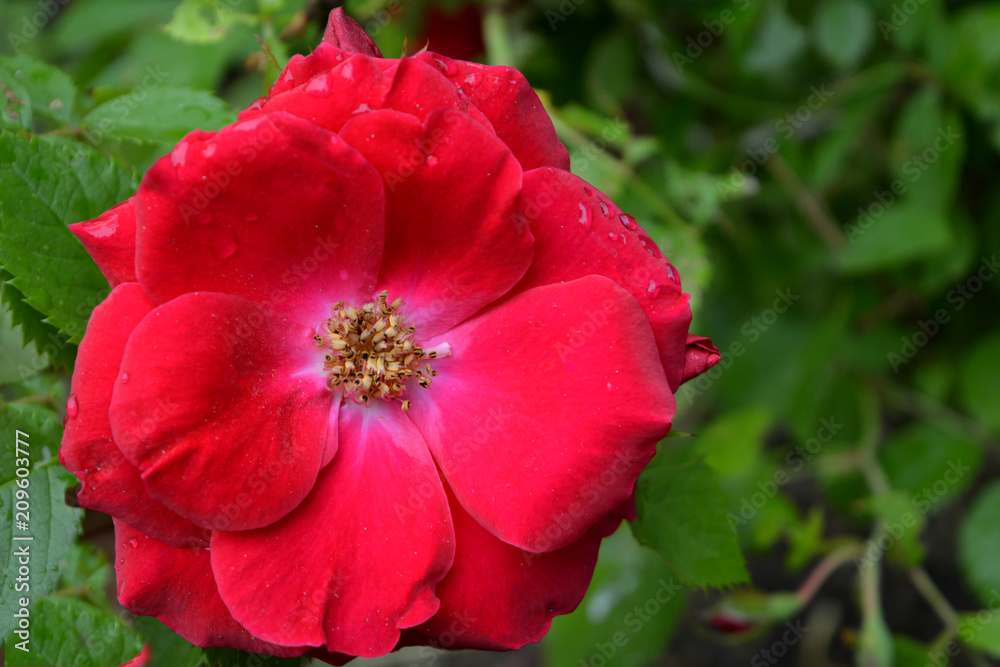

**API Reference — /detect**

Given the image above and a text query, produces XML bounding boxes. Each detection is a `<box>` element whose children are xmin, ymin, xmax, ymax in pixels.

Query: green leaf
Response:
<box><xmin>813</xmin><ymin>0</ymin><xmax>874</xmax><ymax>71</ymax></box>
<box><xmin>869</xmin><ymin>491</ymin><xmax>927</xmax><ymax>568</ymax></box>
<box><xmin>959</xmin><ymin>481</ymin><xmax>1000</xmax><ymax>607</ymax></box>
<box><xmin>0</xmin><ymin>73</ymin><xmax>32</xmax><ymax>131</ymax></box>
<box><xmin>544</xmin><ymin>528</ymin><xmax>686</xmax><ymax>667</ymax></box>
<box><xmin>632</xmin><ymin>444</ymin><xmax>749</xmax><ymax>588</ymax></box>
<box><xmin>57</xmin><ymin>543</ymin><xmax>113</xmax><ymax>609</ymax></box>
<box><xmin>879</xmin><ymin>424</ymin><xmax>983</xmax><ymax>506</ymax></box>
<box><xmin>1</xmin><ymin>270</ymin><xmax>76</xmax><ymax>373</ymax></box>
<box><xmin>202</xmin><ymin>647</ymin><xmax>303</xmax><ymax>667</ymax></box>
<box><xmin>694</xmin><ymin>405</ymin><xmax>771</xmax><ymax>478</ymax></box>
<box><xmin>838</xmin><ymin>201</ymin><xmax>952</xmax><ymax>272</ymax></box>
<box><xmin>958</xmin><ymin>332</ymin><xmax>1000</xmax><ymax>434</ymax></box>
<box><xmin>0</xmin><ymin>286</ymin><xmax>48</xmax><ymax>385</ymax></box>
<box><xmin>879</xmin><ymin>423</ymin><xmax>982</xmax><ymax>512</ymax></box>
<box><xmin>0</xmin><ymin>55</ymin><xmax>77</xmax><ymax>127</ymax></box>
<box><xmin>0</xmin><ymin>132</ymin><xmax>135</xmax><ymax>343</ymax></box>
<box><xmin>0</xmin><ymin>402</ymin><xmax>83</xmax><ymax>641</ymax></box>
<box><xmin>892</xmin><ymin>635</ymin><xmax>944</xmax><ymax>667</ymax></box>
<box><xmin>785</xmin><ymin>508</ymin><xmax>825</xmax><ymax>571</ymax></box>
<box><xmin>133</xmin><ymin>617</ymin><xmax>205</xmax><ymax>667</ymax></box>
<box><xmin>4</xmin><ymin>597</ymin><xmax>143</xmax><ymax>667</ymax></box>
<box><xmin>958</xmin><ymin>609</ymin><xmax>1000</xmax><ymax>658</ymax></box>
<box><xmin>164</xmin><ymin>0</ymin><xmax>257</xmax><ymax>44</ymax></box>
<box><xmin>743</xmin><ymin>5</ymin><xmax>809</xmax><ymax>75</ymax></box>
<box><xmin>81</xmin><ymin>86</ymin><xmax>237</xmax><ymax>145</ymax></box>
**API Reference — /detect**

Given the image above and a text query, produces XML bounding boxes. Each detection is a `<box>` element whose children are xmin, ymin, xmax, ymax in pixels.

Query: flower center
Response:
<box><xmin>315</xmin><ymin>291</ymin><xmax>441</xmax><ymax>410</ymax></box>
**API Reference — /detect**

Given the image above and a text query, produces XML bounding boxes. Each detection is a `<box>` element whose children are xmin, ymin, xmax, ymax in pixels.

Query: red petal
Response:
<box><xmin>413</xmin><ymin>52</ymin><xmax>569</xmax><ymax>171</ymax></box>
<box><xmin>109</xmin><ymin>292</ymin><xmax>331</xmax><ymax>531</ymax></box>
<box><xmin>516</xmin><ymin>168</ymin><xmax>693</xmax><ymax>391</ymax></box>
<box><xmin>266</xmin><ymin>43</ymin><xmax>386</xmax><ymax>98</ymax></box>
<box><xmin>59</xmin><ymin>283</ymin><xmax>206</xmax><ymax>547</ymax></box>
<box><xmin>408</xmin><ymin>276</ymin><xmax>674</xmax><ymax>553</ymax></box>
<box><xmin>211</xmin><ymin>402</ymin><xmax>454</xmax><ymax>658</ymax></box>
<box><xmin>415</xmin><ymin>486</ymin><xmax>610</xmax><ymax>650</ymax></box>
<box><xmin>322</xmin><ymin>8</ymin><xmax>382</xmax><ymax>57</ymax></box>
<box><xmin>114</xmin><ymin>519</ymin><xmax>305</xmax><ymax>656</ymax></box>
<box><xmin>243</xmin><ymin>54</ymin><xmax>488</xmax><ymax>136</ymax></box>
<box><xmin>339</xmin><ymin>108</ymin><xmax>532</xmax><ymax>338</ymax></box>
<box><xmin>70</xmin><ymin>198</ymin><xmax>137</xmax><ymax>287</ymax></box>
<box><xmin>681</xmin><ymin>334</ymin><xmax>721</xmax><ymax>384</ymax></box>
<box><xmin>134</xmin><ymin>112</ymin><xmax>384</xmax><ymax>323</ymax></box>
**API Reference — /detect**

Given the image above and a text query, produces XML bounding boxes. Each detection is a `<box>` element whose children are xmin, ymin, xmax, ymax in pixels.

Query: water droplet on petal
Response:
<box><xmin>426</xmin><ymin>155</ymin><xmax>439</xmax><ymax>167</ymax></box>
<box><xmin>434</xmin><ymin>58</ymin><xmax>458</xmax><ymax>76</ymax></box>
<box><xmin>647</xmin><ymin>280</ymin><xmax>661</xmax><ymax>298</ymax></box>
<box><xmin>464</xmin><ymin>71</ymin><xmax>483</xmax><ymax>86</ymax></box>
<box><xmin>599</xmin><ymin>201</ymin><xmax>609</xmax><ymax>217</ymax></box>
<box><xmin>66</xmin><ymin>394</ymin><xmax>79</xmax><ymax>418</ymax></box>
<box><xmin>583</xmin><ymin>186</ymin><xmax>593</xmax><ymax>196</ymax></box>
<box><xmin>608</xmin><ymin>232</ymin><xmax>619</xmax><ymax>241</ymax></box>
<box><xmin>304</xmin><ymin>76</ymin><xmax>331</xmax><ymax>98</ymax></box>
<box><xmin>619</xmin><ymin>213</ymin><xmax>637</xmax><ymax>230</ymax></box>
<box><xmin>578</xmin><ymin>202</ymin><xmax>590</xmax><ymax>229</ymax></box>
<box><xmin>171</xmin><ymin>142</ymin><xmax>189</xmax><ymax>167</ymax></box>
<box><xmin>216</xmin><ymin>237</ymin><xmax>237</xmax><ymax>260</ymax></box>
<box><xmin>129</xmin><ymin>539</ymin><xmax>138</xmax><ymax>548</ymax></box>
<box><xmin>202</xmin><ymin>143</ymin><xmax>216</xmax><ymax>158</ymax></box>
<box><xmin>120</xmin><ymin>372</ymin><xmax>129</xmax><ymax>384</ymax></box>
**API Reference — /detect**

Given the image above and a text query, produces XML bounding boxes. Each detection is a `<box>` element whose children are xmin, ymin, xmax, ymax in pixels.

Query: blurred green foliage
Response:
<box><xmin>1</xmin><ymin>0</ymin><xmax>999</xmax><ymax>665</ymax></box>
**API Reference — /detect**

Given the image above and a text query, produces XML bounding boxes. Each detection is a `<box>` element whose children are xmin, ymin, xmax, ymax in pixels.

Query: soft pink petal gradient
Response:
<box><xmin>408</xmin><ymin>276</ymin><xmax>674</xmax><ymax>553</ymax></box>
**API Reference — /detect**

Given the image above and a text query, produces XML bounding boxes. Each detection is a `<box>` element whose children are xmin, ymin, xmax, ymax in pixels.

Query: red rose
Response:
<box><xmin>60</xmin><ymin>9</ymin><xmax>719</xmax><ymax>661</ymax></box>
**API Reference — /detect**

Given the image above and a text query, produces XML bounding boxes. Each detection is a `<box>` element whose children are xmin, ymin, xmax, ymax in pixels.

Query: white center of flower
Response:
<box><xmin>315</xmin><ymin>291</ymin><xmax>442</xmax><ymax>410</ymax></box>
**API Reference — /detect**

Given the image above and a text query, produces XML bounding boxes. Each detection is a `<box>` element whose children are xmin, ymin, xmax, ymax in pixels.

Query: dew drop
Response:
<box><xmin>304</xmin><ymin>76</ymin><xmax>331</xmax><ymax>98</ymax></box>
<box><xmin>216</xmin><ymin>238</ymin><xmax>237</xmax><ymax>260</ymax></box>
<box><xmin>434</xmin><ymin>58</ymin><xmax>458</xmax><ymax>77</ymax></box>
<box><xmin>202</xmin><ymin>143</ymin><xmax>216</xmax><ymax>158</ymax></box>
<box><xmin>599</xmin><ymin>201</ymin><xmax>609</xmax><ymax>217</ymax></box>
<box><xmin>578</xmin><ymin>202</ymin><xmax>589</xmax><ymax>228</ymax></box>
<box><xmin>647</xmin><ymin>280</ymin><xmax>661</xmax><ymax>298</ymax></box>
<box><xmin>464</xmin><ymin>71</ymin><xmax>483</xmax><ymax>86</ymax></box>
<box><xmin>120</xmin><ymin>372</ymin><xmax>129</xmax><ymax>384</ymax></box>
<box><xmin>426</xmin><ymin>155</ymin><xmax>439</xmax><ymax>167</ymax></box>
<box><xmin>66</xmin><ymin>394</ymin><xmax>79</xmax><ymax>419</ymax></box>
<box><xmin>171</xmin><ymin>142</ymin><xmax>189</xmax><ymax>167</ymax></box>
<box><xmin>608</xmin><ymin>232</ymin><xmax>619</xmax><ymax>241</ymax></box>
<box><xmin>129</xmin><ymin>539</ymin><xmax>138</xmax><ymax>548</ymax></box>
<box><xmin>619</xmin><ymin>213</ymin><xmax>637</xmax><ymax>230</ymax></box>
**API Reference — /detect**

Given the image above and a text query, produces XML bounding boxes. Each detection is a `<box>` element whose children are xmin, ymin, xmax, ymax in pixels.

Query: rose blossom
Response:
<box><xmin>60</xmin><ymin>9</ymin><xmax>720</xmax><ymax>662</ymax></box>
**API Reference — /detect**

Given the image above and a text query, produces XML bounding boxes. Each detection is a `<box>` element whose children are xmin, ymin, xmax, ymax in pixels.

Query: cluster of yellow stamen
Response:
<box><xmin>315</xmin><ymin>291</ymin><xmax>438</xmax><ymax>409</ymax></box>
